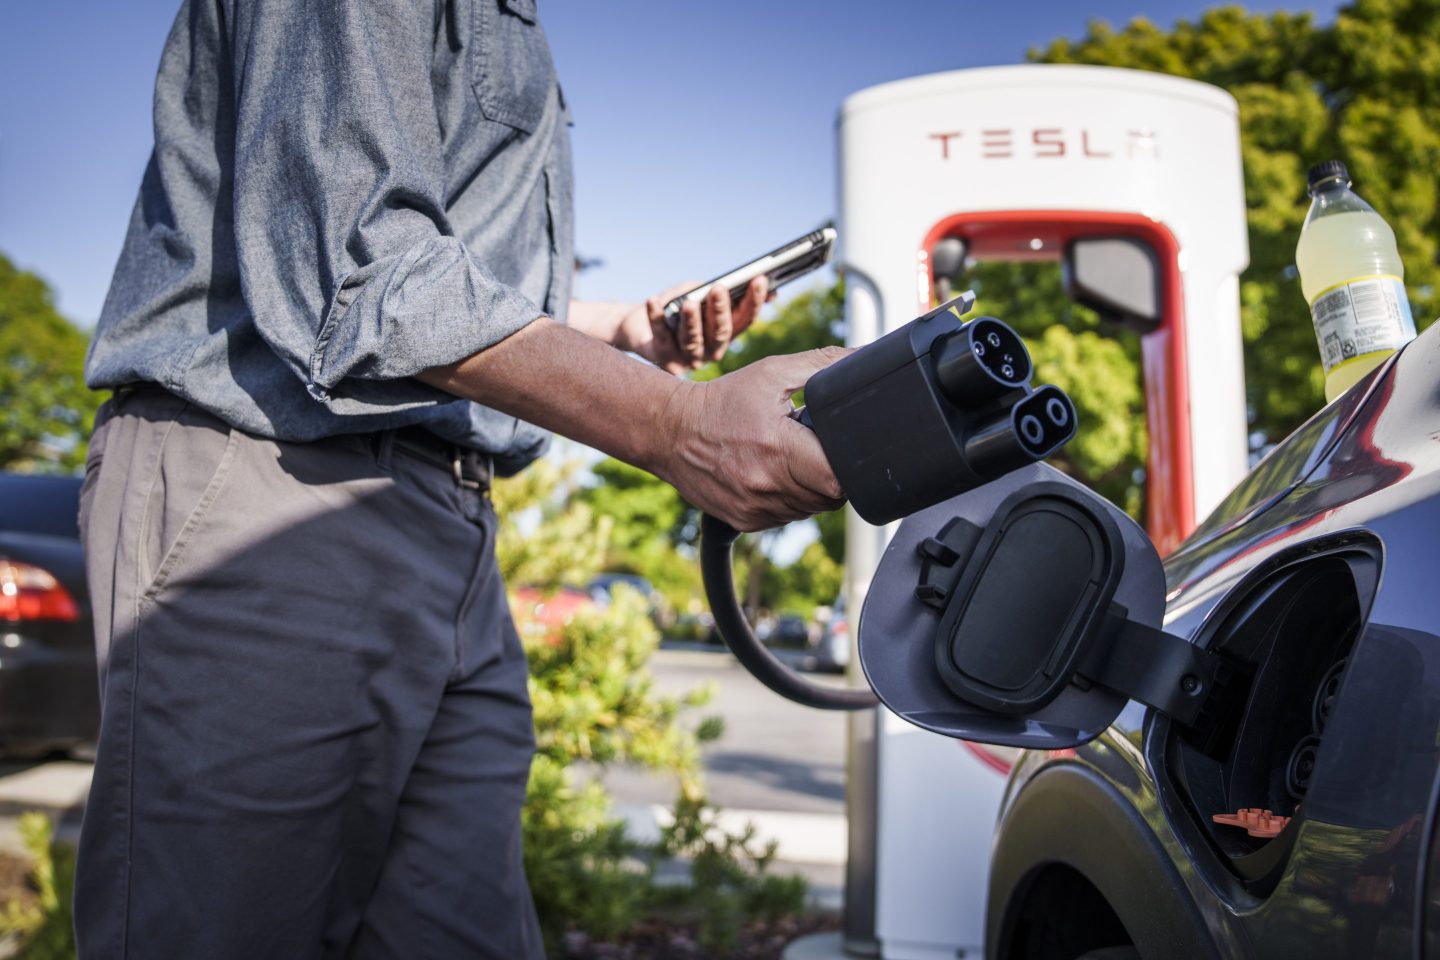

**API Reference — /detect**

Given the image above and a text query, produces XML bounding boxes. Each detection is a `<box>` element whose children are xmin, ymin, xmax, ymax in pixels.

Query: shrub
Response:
<box><xmin>0</xmin><ymin>813</ymin><xmax>76</xmax><ymax>960</ymax></box>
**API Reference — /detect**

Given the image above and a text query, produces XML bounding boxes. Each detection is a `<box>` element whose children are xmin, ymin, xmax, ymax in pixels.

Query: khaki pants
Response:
<box><xmin>75</xmin><ymin>388</ymin><xmax>541</xmax><ymax>960</ymax></box>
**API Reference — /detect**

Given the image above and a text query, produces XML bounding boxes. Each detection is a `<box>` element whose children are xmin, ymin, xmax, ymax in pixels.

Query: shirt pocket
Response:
<box><xmin>471</xmin><ymin>0</ymin><xmax>555</xmax><ymax>135</ymax></box>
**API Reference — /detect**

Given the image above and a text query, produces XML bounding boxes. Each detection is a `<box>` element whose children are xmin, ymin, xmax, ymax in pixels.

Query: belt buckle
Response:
<box><xmin>451</xmin><ymin>454</ymin><xmax>483</xmax><ymax>490</ymax></box>
<box><xmin>450</xmin><ymin>448</ymin><xmax>492</xmax><ymax>491</ymax></box>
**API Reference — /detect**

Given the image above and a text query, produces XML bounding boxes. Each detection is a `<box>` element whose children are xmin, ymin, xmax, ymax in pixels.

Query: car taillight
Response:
<box><xmin>0</xmin><ymin>560</ymin><xmax>79</xmax><ymax>622</ymax></box>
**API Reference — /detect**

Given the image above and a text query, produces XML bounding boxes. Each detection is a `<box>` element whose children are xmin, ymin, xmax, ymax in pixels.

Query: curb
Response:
<box><xmin>0</xmin><ymin>762</ymin><xmax>91</xmax><ymax>819</ymax></box>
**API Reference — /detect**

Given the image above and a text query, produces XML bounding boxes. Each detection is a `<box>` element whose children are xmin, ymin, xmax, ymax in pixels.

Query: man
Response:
<box><xmin>76</xmin><ymin>2</ymin><xmax>844</xmax><ymax>958</ymax></box>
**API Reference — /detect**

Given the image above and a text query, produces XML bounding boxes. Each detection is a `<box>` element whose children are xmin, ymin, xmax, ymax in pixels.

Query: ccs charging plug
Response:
<box><xmin>801</xmin><ymin>292</ymin><xmax>1076</xmax><ymax>525</ymax></box>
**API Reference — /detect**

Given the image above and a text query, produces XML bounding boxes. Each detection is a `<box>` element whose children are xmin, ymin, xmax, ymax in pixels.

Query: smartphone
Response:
<box><xmin>663</xmin><ymin>226</ymin><xmax>837</xmax><ymax>331</ymax></box>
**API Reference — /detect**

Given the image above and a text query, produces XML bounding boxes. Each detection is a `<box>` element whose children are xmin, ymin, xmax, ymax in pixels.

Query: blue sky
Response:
<box><xmin>0</xmin><ymin>0</ymin><xmax>1339</xmax><ymax>326</ymax></box>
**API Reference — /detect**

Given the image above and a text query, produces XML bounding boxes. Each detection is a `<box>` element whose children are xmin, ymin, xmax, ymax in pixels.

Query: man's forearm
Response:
<box><xmin>415</xmin><ymin>317</ymin><xmax>683</xmax><ymax>470</ymax></box>
<box><xmin>417</xmin><ymin>316</ymin><xmax>847</xmax><ymax>531</ymax></box>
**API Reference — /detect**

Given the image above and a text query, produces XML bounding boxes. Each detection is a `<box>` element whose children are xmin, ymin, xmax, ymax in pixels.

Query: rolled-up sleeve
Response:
<box><xmin>228</xmin><ymin>0</ymin><xmax>543</xmax><ymax>403</ymax></box>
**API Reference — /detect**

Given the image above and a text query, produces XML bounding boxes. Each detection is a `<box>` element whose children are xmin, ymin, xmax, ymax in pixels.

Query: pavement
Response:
<box><xmin>0</xmin><ymin>760</ymin><xmax>89</xmax><ymax>855</ymax></box>
<box><xmin>0</xmin><ymin>647</ymin><xmax>854</xmax><ymax>906</ymax></box>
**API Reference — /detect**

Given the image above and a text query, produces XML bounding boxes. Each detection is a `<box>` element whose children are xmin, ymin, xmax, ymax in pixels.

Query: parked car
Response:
<box><xmin>509</xmin><ymin>585</ymin><xmax>595</xmax><ymax>639</ymax></box>
<box><xmin>814</xmin><ymin>594</ymin><xmax>850</xmax><ymax>674</ymax></box>
<box><xmin>977</xmin><ymin>327</ymin><xmax>1440</xmax><ymax>958</ymax></box>
<box><xmin>586</xmin><ymin>573</ymin><xmax>658</xmax><ymax>609</ymax></box>
<box><xmin>771</xmin><ymin>614</ymin><xmax>810</xmax><ymax>649</ymax></box>
<box><xmin>0</xmin><ymin>473</ymin><xmax>98</xmax><ymax>757</ymax></box>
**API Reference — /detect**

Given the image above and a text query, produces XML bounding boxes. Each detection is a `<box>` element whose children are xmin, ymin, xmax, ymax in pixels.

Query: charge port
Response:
<box><xmin>1168</xmin><ymin>551</ymin><xmax>1375</xmax><ymax>893</ymax></box>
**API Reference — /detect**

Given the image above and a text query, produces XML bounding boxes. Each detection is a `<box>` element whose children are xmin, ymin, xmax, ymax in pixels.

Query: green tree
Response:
<box><xmin>0</xmin><ymin>254</ymin><xmax>100</xmax><ymax>473</ymax></box>
<box><xmin>1037</xmin><ymin>0</ymin><xmax>1440</xmax><ymax>446</ymax></box>
<box><xmin>576</xmin><ymin>457</ymin><xmax>703</xmax><ymax>610</ymax></box>
<box><xmin>492</xmin><ymin>455</ymin><xmax>613</xmax><ymax>589</ymax></box>
<box><xmin>764</xmin><ymin>540</ymin><xmax>844</xmax><ymax>617</ymax></box>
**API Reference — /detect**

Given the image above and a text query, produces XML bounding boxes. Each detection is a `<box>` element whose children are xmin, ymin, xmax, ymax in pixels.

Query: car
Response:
<box><xmin>509</xmin><ymin>585</ymin><xmax>595</xmax><ymax>639</ymax></box>
<box><xmin>586</xmin><ymin>572</ymin><xmax>658</xmax><ymax>608</ymax></box>
<box><xmin>814</xmin><ymin>594</ymin><xmax>850</xmax><ymax>674</ymax></box>
<box><xmin>0</xmin><ymin>473</ymin><xmax>98</xmax><ymax>757</ymax></box>
<box><xmin>977</xmin><ymin>324</ymin><xmax>1440</xmax><ymax>958</ymax></box>
<box><xmin>772</xmin><ymin>614</ymin><xmax>811</xmax><ymax>648</ymax></box>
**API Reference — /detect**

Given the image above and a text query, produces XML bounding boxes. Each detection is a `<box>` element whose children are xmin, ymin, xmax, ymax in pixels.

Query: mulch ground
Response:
<box><xmin>562</xmin><ymin>910</ymin><xmax>841</xmax><ymax>959</ymax></box>
<box><xmin>0</xmin><ymin>852</ymin><xmax>34</xmax><ymax>912</ymax></box>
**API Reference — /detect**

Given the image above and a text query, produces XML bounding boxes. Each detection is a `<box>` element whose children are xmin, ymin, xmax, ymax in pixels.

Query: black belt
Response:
<box><xmin>113</xmin><ymin>384</ymin><xmax>493</xmax><ymax>491</ymax></box>
<box><xmin>391</xmin><ymin>427</ymin><xmax>494</xmax><ymax>491</ymax></box>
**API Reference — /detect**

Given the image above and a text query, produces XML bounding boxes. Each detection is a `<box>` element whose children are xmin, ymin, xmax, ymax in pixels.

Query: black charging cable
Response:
<box><xmin>700</xmin><ymin>514</ymin><xmax>881</xmax><ymax>711</ymax></box>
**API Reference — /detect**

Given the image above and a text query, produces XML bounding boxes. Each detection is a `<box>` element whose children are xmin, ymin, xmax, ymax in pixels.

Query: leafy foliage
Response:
<box><xmin>493</xmin><ymin>455</ymin><xmax>612</xmax><ymax>589</ymax></box>
<box><xmin>762</xmin><ymin>540</ymin><xmax>845</xmax><ymax>619</ymax></box>
<box><xmin>1036</xmin><ymin>0</ymin><xmax>1440</xmax><ymax>445</ymax></box>
<box><xmin>650</xmin><ymin>795</ymin><xmax>808</xmax><ymax>954</ymax></box>
<box><xmin>575</xmin><ymin>457</ymin><xmax>703</xmax><ymax>610</ymax></box>
<box><xmin>524</xmin><ymin>587</ymin><xmax>714</xmax><ymax>781</ymax></box>
<box><xmin>0</xmin><ymin>255</ymin><xmax>100</xmax><ymax>473</ymax></box>
<box><xmin>0</xmin><ymin>814</ymin><xmax>77</xmax><ymax>960</ymax></box>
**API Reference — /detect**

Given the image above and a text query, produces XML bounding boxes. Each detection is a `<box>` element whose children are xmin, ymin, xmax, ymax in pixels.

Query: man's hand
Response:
<box><xmin>654</xmin><ymin>346</ymin><xmax>848</xmax><ymax>531</ymax></box>
<box><xmin>618</xmin><ymin>276</ymin><xmax>772</xmax><ymax>374</ymax></box>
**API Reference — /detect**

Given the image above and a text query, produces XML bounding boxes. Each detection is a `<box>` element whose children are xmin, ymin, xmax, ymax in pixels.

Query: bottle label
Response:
<box><xmin>1309</xmin><ymin>274</ymin><xmax>1416</xmax><ymax>373</ymax></box>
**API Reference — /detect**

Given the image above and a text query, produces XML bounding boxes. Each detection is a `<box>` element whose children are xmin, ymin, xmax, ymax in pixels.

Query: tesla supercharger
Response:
<box><xmin>835</xmin><ymin>65</ymin><xmax>1249</xmax><ymax>959</ymax></box>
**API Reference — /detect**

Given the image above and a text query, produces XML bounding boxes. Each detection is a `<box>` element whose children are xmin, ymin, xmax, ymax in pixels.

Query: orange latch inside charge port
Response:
<box><xmin>1212</xmin><ymin>808</ymin><xmax>1292</xmax><ymax>839</ymax></box>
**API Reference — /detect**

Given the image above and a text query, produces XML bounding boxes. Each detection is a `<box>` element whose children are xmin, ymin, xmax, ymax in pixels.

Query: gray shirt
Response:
<box><xmin>85</xmin><ymin>0</ymin><xmax>574</xmax><ymax>474</ymax></box>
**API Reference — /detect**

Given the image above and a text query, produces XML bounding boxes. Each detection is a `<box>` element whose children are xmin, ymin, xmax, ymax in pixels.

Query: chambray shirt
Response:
<box><xmin>85</xmin><ymin>0</ymin><xmax>574</xmax><ymax>474</ymax></box>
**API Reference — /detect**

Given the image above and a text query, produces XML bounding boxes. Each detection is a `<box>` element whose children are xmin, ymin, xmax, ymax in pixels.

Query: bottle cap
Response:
<box><xmin>1307</xmin><ymin>160</ymin><xmax>1351</xmax><ymax>193</ymax></box>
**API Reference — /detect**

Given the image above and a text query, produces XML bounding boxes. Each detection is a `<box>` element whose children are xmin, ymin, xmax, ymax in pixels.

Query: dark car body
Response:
<box><xmin>0</xmin><ymin>474</ymin><xmax>99</xmax><ymax>756</ymax></box>
<box><xmin>774</xmin><ymin>614</ymin><xmax>811</xmax><ymax>648</ymax></box>
<box><xmin>587</xmin><ymin>573</ymin><xmax>658</xmax><ymax>608</ymax></box>
<box><xmin>815</xmin><ymin>593</ymin><xmax>850</xmax><ymax>674</ymax></box>
<box><xmin>985</xmin><ymin>322</ymin><xmax>1440</xmax><ymax>959</ymax></box>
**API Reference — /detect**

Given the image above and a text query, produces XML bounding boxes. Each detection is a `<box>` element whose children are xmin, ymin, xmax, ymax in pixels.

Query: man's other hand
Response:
<box><xmin>655</xmin><ymin>345</ymin><xmax>849</xmax><ymax>531</ymax></box>
<box><xmin>620</xmin><ymin>276</ymin><xmax>771</xmax><ymax>374</ymax></box>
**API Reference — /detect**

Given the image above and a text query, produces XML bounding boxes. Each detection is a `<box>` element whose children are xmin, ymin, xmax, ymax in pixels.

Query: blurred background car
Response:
<box><xmin>586</xmin><ymin>572</ymin><xmax>659</xmax><ymax>609</ymax></box>
<box><xmin>813</xmin><ymin>593</ymin><xmax>849</xmax><ymax>674</ymax></box>
<box><xmin>509</xmin><ymin>585</ymin><xmax>595</xmax><ymax>639</ymax></box>
<box><xmin>0</xmin><ymin>473</ymin><xmax>97</xmax><ymax>758</ymax></box>
<box><xmin>772</xmin><ymin>614</ymin><xmax>810</xmax><ymax>649</ymax></box>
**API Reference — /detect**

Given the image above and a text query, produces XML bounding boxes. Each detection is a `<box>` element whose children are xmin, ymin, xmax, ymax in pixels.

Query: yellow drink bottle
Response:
<box><xmin>1296</xmin><ymin>160</ymin><xmax>1416</xmax><ymax>402</ymax></box>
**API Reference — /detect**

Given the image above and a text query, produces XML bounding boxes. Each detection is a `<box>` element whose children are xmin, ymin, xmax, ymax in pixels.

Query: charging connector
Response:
<box><xmin>802</xmin><ymin>293</ymin><xmax>1076</xmax><ymax>525</ymax></box>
